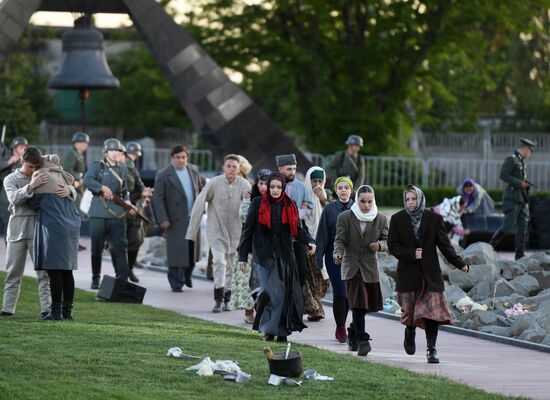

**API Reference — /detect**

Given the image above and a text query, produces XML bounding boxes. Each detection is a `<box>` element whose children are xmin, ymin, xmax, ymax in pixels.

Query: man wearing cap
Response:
<box><xmin>489</xmin><ymin>138</ymin><xmax>536</xmax><ymax>260</ymax></box>
<box><xmin>0</xmin><ymin>137</ymin><xmax>28</xmax><ymax>237</ymax></box>
<box><xmin>325</xmin><ymin>134</ymin><xmax>366</xmax><ymax>189</ymax></box>
<box><xmin>83</xmin><ymin>138</ymin><xmax>136</xmax><ymax>289</ymax></box>
<box><xmin>276</xmin><ymin>153</ymin><xmax>313</xmax><ymax>285</ymax></box>
<box><xmin>62</xmin><ymin>132</ymin><xmax>89</xmax><ymax>250</ymax></box>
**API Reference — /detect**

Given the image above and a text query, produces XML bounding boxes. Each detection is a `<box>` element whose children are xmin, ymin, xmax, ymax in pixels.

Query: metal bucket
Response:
<box><xmin>267</xmin><ymin>351</ymin><xmax>302</xmax><ymax>378</ymax></box>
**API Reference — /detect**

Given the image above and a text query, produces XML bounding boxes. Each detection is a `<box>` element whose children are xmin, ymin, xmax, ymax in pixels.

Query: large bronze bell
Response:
<box><xmin>48</xmin><ymin>15</ymin><xmax>120</xmax><ymax>90</ymax></box>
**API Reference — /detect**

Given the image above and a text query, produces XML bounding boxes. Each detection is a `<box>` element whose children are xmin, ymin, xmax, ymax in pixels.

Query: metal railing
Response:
<box><xmin>41</xmin><ymin>145</ymin><xmax>550</xmax><ymax>191</ymax></box>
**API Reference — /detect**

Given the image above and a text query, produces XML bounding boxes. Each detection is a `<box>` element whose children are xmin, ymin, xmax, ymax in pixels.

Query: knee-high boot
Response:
<box><xmin>91</xmin><ymin>257</ymin><xmax>102</xmax><ymax>289</ymax></box>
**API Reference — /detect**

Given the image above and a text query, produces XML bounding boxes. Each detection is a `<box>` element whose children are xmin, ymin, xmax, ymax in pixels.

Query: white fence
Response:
<box><xmin>42</xmin><ymin>145</ymin><xmax>550</xmax><ymax>191</ymax></box>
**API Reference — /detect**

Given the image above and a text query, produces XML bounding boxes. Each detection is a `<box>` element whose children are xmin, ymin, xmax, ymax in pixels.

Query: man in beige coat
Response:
<box><xmin>186</xmin><ymin>154</ymin><xmax>251</xmax><ymax>312</ymax></box>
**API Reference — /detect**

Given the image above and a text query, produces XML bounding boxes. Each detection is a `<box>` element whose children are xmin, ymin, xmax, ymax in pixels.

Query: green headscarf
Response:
<box><xmin>334</xmin><ymin>176</ymin><xmax>353</xmax><ymax>192</ymax></box>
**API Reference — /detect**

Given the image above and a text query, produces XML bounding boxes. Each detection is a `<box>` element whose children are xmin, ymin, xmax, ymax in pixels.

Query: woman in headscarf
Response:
<box><xmin>333</xmin><ymin>185</ymin><xmax>388</xmax><ymax>356</ymax></box>
<box><xmin>28</xmin><ymin>153</ymin><xmax>80</xmax><ymax>321</ymax></box>
<box><xmin>316</xmin><ymin>176</ymin><xmax>354</xmax><ymax>343</ymax></box>
<box><xmin>301</xmin><ymin>166</ymin><xmax>330</xmax><ymax>322</ymax></box>
<box><xmin>458</xmin><ymin>178</ymin><xmax>494</xmax><ymax>215</ymax></box>
<box><xmin>232</xmin><ymin>168</ymin><xmax>272</xmax><ymax>324</ymax></box>
<box><xmin>238</xmin><ymin>172</ymin><xmax>316</xmax><ymax>342</ymax></box>
<box><xmin>388</xmin><ymin>185</ymin><xmax>469</xmax><ymax>363</ymax></box>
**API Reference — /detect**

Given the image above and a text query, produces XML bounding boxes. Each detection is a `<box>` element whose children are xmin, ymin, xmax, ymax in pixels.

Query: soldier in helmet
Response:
<box><xmin>62</xmin><ymin>132</ymin><xmax>89</xmax><ymax>250</ymax></box>
<box><xmin>325</xmin><ymin>134</ymin><xmax>366</xmax><ymax>190</ymax></box>
<box><xmin>489</xmin><ymin>138</ymin><xmax>537</xmax><ymax>260</ymax></box>
<box><xmin>0</xmin><ymin>137</ymin><xmax>28</xmax><ymax>237</ymax></box>
<box><xmin>112</xmin><ymin>142</ymin><xmax>151</xmax><ymax>283</ymax></box>
<box><xmin>82</xmin><ymin>138</ymin><xmax>137</xmax><ymax>289</ymax></box>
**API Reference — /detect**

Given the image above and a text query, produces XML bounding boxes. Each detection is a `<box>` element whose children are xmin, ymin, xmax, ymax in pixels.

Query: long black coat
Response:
<box><xmin>387</xmin><ymin>209</ymin><xmax>465</xmax><ymax>292</ymax></box>
<box><xmin>238</xmin><ymin>197</ymin><xmax>314</xmax><ymax>264</ymax></box>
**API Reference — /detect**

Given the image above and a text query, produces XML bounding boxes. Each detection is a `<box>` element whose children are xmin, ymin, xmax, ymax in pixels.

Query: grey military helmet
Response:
<box><xmin>103</xmin><ymin>138</ymin><xmax>124</xmax><ymax>153</ymax></box>
<box><xmin>10</xmin><ymin>136</ymin><xmax>28</xmax><ymax>149</ymax></box>
<box><xmin>125</xmin><ymin>142</ymin><xmax>142</xmax><ymax>157</ymax></box>
<box><xmin>345</xmin><ymin>134</ymin><xmax>364</xmax><ymax>147</ymax></box>
<box><xmin>71</xmin><ymin>132</ymin><xmax>90</xmax><ymax>143</ymax></box>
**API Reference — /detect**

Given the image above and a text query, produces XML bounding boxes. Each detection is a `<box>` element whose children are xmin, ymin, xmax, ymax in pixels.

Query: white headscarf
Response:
<box><xmin>351</xmin><ymin>185</ymin><xmax>378</xmax><ymax>222</ymax></box>
<box><xmin>304</xmin><ymin>166</ymin><xmax>326</xmax><ymax>238</ymax></box>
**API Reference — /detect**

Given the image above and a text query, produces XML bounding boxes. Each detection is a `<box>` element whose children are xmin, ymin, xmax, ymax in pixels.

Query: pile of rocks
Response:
<box><xmin>379</xmin><ymin>242</ymin><xmax>550</xmax><ymax>346</ymax></box>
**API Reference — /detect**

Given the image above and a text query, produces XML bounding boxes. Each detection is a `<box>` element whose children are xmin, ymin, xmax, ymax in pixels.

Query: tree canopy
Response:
<box><xmin>181</xmin><ymin>0</ymin><xmax>550</xmax><ymax>154</ymax></box>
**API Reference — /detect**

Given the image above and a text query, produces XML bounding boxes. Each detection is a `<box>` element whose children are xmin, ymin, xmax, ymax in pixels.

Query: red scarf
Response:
<box><xmin>258</xmin><ymin>191</ymin><xmax>299</xmax><ymax>237</ymax></box>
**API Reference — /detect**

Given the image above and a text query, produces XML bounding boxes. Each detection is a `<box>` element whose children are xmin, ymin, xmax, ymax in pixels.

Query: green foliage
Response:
<box><xmin>0</xmin><ymin>31</ymin><xmax>56</xmax><ymax>145</ymax></box>
<box><xmin>95</xmin><ymin>45</ymin><xmax>193</xmax><ymax>134</ymax></box>
<box><xmin>182</xmin><ymin>0</ymin><xmax>550</xmax><ymax>154</ymax></box>
<box><xmin>0</xmin><ymin>273</ymin><xmax>519</xmax><ymax>400</ymax></box>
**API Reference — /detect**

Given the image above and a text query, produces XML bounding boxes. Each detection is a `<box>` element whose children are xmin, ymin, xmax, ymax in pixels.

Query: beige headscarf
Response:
<box><xmin>33</xmin><ymin>154</ymin><xmax>74</xmax><ymax>194</ymax></box>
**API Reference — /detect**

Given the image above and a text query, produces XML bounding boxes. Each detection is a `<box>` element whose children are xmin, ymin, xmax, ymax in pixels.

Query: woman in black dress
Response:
<box><xmin>238</xmin><ymin>172</ymin><xmax>316</xmax><ymax>342</ymax></box>
<box><xmin>388</xmin><ymin>185</ymin><xmax>469</xmax><ymax>363</ymax></box>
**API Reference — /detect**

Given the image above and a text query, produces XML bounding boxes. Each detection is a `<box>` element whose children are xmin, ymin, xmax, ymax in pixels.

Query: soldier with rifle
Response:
<box><xmin>489</xmin><ymin>138</ymin><xmax>537</xmax><ymax>260</ymax></box>
<box><xmin>82</xmin><ymin>138</ymin><xmax>137</xmax><ymax>289</ymax></box>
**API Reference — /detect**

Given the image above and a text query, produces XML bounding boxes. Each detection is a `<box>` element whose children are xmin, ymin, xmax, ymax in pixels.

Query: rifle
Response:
<box><xmin>525</xmin><ymin>180</ymin><xmax>538</xmax><ymax>189</ymax></box>
<box><xmin>111</xmin><ymin>193</ymin><xmax>153</xmax><ymax>225</ymax></box>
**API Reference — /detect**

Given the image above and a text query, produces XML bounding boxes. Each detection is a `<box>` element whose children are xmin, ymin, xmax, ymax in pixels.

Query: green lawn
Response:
<box><xmin>0</xmin><ymin>273</ymin><xmax>523</xmax><ymax>400</ymax></box>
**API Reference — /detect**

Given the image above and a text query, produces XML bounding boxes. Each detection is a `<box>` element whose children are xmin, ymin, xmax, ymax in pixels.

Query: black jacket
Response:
<box><xmin>387</xmin><ymin>209</ymin><xmax>465</xmax><ymax>292</ymax></box>
<box><xmin>238</xmin><ymin>197</ymin><xmax>314</xmax><ymax>264</ymax></box>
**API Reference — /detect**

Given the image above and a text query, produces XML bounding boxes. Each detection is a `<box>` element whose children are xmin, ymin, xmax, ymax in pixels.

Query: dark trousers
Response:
<box><xmin>167</xmin><ymin>241</ymin><xmax>194</xmax><ymax>290</ymax></box>
<box><xmin>46</xmin><ymin>270</ymin><xmax>75</xmax><ymax>303</ymax></box>
<box><xmin>293</xmin><ymin>241</ymin><xmax>307</xmax><ymax>286</ymax></box>
<box><xmin>490</xmin><ymin>202</ymin><xmax>528</xmax><ymax>258</ymax></box>
<box><xmin>90</xmin><ymin>217</ymin><xmax>128</xmax><ymax>280</ymax></box>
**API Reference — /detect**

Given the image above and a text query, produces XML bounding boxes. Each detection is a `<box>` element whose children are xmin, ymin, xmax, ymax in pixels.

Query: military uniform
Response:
<box><xmin>490</xmin><ymin>140</ymin><xmax>535</xmax><ymax>259</ymax></box>
<box><xmin>325</xmin><ymin>135</ymin><xmax>366</xmax><ymax>189</ymax></box>
<box><xmin>0</xmin><ymin>156</ymin><xmax>16</xmax><ymax>236</ymax></box>
<box><xmin>62</xmin><ymin>146</ymin><xmax>86</xmax><ymax>204</ymax></box>
<box><xmin>83</xmin><ymin>156</ymin><xmax>131</xmax><ymax>286</ymax></box>
<box><xmin>119</xmin><ymin>157</ymin><xmax>146</xmax><ymax>281</ymax></box>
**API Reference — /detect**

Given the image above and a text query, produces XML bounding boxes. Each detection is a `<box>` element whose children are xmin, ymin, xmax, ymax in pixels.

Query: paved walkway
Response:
<box><xmin>6</xmin><ymin>238</ymin><xmax>550</xmax><ymax>400</ymax></box>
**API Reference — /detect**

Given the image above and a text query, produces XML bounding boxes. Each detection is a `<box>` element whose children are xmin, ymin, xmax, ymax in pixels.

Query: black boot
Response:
<box><xmin>91</xmin><ymin>256</ymin><xmax>102</xmax><ymax>289</ymax></box>
<box><xmin>426</xmin><ymin>347</ymin><xmax>440</xmax><ymax>364</ymax></box>
<box><xmin>184</xmin><ymin>266</ymin><xmax>193</xmax><ymax>288</ymax></box>
<box><xmin>62</xmin><ymin>301</ymin><xmax>74</xmax><ymax>320</ymax></box>
<box><xmin>128</xmin><ymin>250</ymin><xmax>140</xmax><ymax>282</ymax></box>
<box><xmin>347</xmin><ymin>323</ymin><xmax>358</xmax><ymax>352</ymax></box>
<box><xmin>43</xmin><ymin>302</ymin><xmax>63</xmax><ymax>321</ymax></box>
<box><xmin>404</xmin><ymin>326</ymin><xmax>416</xmax><ymax>355</ymax></box>
<box><xmin>223</xmin><ymin>290</ymin><xmax>232</xmax><ymax>311</ymax></box>
<box><xmin>212</xmin><ymin>287</ymin><xmax>224</xmax><ymax>313</ymax></box>
<box><xmin>128</xmin><ymin>268</ymin><xmax>140</xmax><ymax>283</ymax></box>
<box><xmin>357</xmin><ymin>332</ymin><xmax>372</xmax><ymax>356</ymax></box>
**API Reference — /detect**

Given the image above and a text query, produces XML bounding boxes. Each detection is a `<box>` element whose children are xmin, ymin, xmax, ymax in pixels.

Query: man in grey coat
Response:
<box><xmin>152</xmin><ymin>145</ymin><xmax>203</xmax><ymax>292</ymax></box>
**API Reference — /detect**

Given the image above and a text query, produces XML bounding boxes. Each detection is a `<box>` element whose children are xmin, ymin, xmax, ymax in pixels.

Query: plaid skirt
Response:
<box><xmin>344</xmin><ymin>272</ymin><xmax>383</xmax><ymax>312</ymax></box>
<box><xmin>397</xmin><ymin>289</ymin><xmax>452</xmax><ymax>329</ymax></box>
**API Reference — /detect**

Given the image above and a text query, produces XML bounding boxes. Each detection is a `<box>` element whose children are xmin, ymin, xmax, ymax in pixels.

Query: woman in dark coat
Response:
<box><xmin>388</xmin><ymin>185</ymin><xmax>469</xmax><ymax>363</ymax></box>
<box><xmin>29</xmin><ymin>154</ymin><xmax>80</xmax><ymax>321</ymax></box>
<box><xmin>333</xmin><ymin>185</ymin><xmax>388</xmax><ymax>356</ymax></box>
<box><xmin>238</xmin><ymin>172</ymin><xmax>316</xmax><ymax>342</ymax></box>
<box><xmin>315</xmin><ymin>176</ymin><xmax>354</xmax><ymax>343</ymax></box>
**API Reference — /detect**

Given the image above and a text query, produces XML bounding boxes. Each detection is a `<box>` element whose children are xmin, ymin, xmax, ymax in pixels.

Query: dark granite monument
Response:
<box><xmin>0</xmin><ymin>0</ymin><xmax>312</xmax><ymax>170</ymax></box>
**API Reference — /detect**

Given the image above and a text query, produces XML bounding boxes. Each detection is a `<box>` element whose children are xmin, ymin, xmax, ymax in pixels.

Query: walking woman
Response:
<box><xmin>388</xmin><ymin>185</ymin><xmax>469</xmax><ymax>363</ymax></box>
<box><xmin>29</xmin><ymin>154</ymin><xmax>80</xmax><ymax>320</ymax></box>
<box><xmin>333</xmin><ymin>185</ymin><xmax>387</xmax><ymax>356</ymax></box>
<box><xmin>316</xmin><ymin>176</ymin><xmax>354</xmax><ymax>343</ymax></box>
<box><xmin>302</xmin><ymin>166</ymin><xmax>330</xmax><ymax>321</ymax></box>
<box><xmin>238</xmin><ymin>172</ymin><xmax>316</xmax><ymax>342</ymax></box>
<box><xmin>232</xmin><ymin>168</ymin><xmax>271</xmax><ymax>324</ymax></box>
